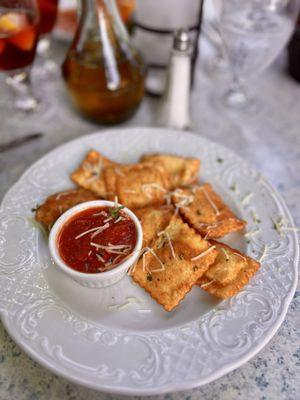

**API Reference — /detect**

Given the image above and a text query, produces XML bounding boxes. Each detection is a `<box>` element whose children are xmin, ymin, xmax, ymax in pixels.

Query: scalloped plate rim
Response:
<box><xmin>0</xmin><ymin>127</ymin><xmax>298</xmax><ymax>395</ymax></box>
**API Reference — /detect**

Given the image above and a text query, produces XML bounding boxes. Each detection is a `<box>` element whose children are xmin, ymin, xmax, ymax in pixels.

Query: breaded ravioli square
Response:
<box><xmin>173</xmin><ymin>183</ymin><xmax>246</xmax><ymax>238</ymax></box>
<box><xmin>132</xmin><ymin>216</ymin><xmax>217</xmax><ymax>311</ymax></box>
<box><xmin>140</xmin><ymin>153</ymin><xmax>200</xmax><ymax>189</ymax></box>
<box><xmin>71</xmin><ymin>150</ymin><xmax>117</xmax><ymax>197</ymax></box>
<box><xmin>114</xmin><ymin>163</ymin><xmax>171</xmax><ymax>209</ymax></box>
<box><xmin>35</xmin><ymin>188</ymin><xmax>99</xmax><ymax>230</ymax></box>
<box><xmin>103</xmin><ymin>166</ymin><xmax>119</xmax><ymax>200</ymax></box>
<box><xmin>198</xmin><ymin>241</ymin><xmax>260</xmax><ymax>299</ymax></box>
<box><xmin>133</xmin><ymin>205</ymin><xmax>174</xmax><ymax>247</ymax></box>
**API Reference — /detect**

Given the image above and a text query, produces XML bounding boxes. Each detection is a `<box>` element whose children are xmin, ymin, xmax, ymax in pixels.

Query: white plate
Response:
<box><xmin>0</xmin><ymin>128</ymin><xmax>298</xmax><ymax>396</ymax></box>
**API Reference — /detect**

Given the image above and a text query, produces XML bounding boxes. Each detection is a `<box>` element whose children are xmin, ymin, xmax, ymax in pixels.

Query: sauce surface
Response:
<box><xmin>57</xmin><ymin>206</ymin><xmax>137</xmax><ymax>274</ymax></box>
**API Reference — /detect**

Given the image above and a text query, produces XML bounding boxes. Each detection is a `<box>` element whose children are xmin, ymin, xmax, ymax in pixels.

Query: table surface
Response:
<box><xmin>0</xmin><ymin>37</ymin><xmax>299</xmax><ymax>400</ymax></box>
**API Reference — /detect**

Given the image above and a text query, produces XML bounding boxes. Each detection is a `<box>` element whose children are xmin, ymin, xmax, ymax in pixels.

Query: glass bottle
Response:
<box><xmin>62</xmin><ymin>0</ymin><xmax>146</xmax><ymax>124</ymax></box>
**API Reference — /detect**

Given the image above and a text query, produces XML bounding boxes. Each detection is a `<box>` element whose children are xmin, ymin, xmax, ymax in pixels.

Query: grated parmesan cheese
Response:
<box><xmin>114</xmin><ymin>216</ymin><xmax>123</xmax><ymax>224</ymax></box>
<box><xmin>191</xmin><ymin>245</ymin><xmax>216</xmax><ymax>261</ymax></box>
<box><xmin>251</xmin><ymin>210</ymin><xmax>261</xmax><ymax>224</ymax></box>
<box><xmin>199</xmin><ymin>187</ymin><xmax>220</xmax><ymax>216</ymax></box>
<box><xmin>90</xmin><ymin>223</ymin><xmax>110</xmax><ymax>239</ymax></box>
<box><xmin>114</xmin><ymin>167</ymin><xmax>125</xmax><ymax>177</ymax></box>
<box><xmin>221</xmin><ymin>247</ymin><xmax>230</xmax><ymax>261</ymax></box>
<box><xmin>146</xmin><ymin>247</ymin><xmax>165</xmax><ymax>272</ymax></box>
<box><xmin>141</xmin><ymin>183</ymin><xmax>167</xmax><ymax>199</ymax></box>
<box><xmin>96</xmin><ymin>253</ymin><xmax>105</xmax><ymax>263</ymax></box>
<box><xmin>233</xmin><ymin>252</ymin><xmax>247</xmax><ymax>262</ymax></box>
<box><xmin>244</xmin><ymin>229</ymin><xmax>261</xmax><ymax>238</ymax></box>
<box><xmin>200</xmin><ymin>279</ymin><xmax>216</xmax><ymax>288</ymax></box>
<box><xmin>114</xmin><ymin>196</ymin><xmax>118</xmax><ymax>208</ymax></box>
<box><xmin>259</xmin><ymin>245</ymin><xmax>268</xmax><ymax>262</ymax></box>
<box><xmin>75</xmin><ymin>224</ymin><xmax>109</xmax><ymax>240</ymax></box>
<box><xmin>93</xmin><ymin>211</ymin><xmax>107</xmax><ymax>217</ymax></box>
<box><xmin>241</xmin><ymin>192</ymin><xmax>254</xmax><ymax>205</ymax></box>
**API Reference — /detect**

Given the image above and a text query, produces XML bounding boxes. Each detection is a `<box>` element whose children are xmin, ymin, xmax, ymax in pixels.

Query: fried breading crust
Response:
<box><xmin>35</xmin><ymin>188</ymin><xmax>100</xmax><ymax>230</ymax></box>
<box><xmin>140</xmin><ymin>153</ymin><xmax>200</xmax><ymax>189</ymax></box>
<box><xmin>71</xmin><ymin>150</ymin><xmax>117</xmax><ymax>197</ymax></box>
<box><xmin>132</xmin><ymin>216</ymin><xmax>217</xmax><ymax>311</ymax></box>
<box><xmin>173</xmin><ymin>183</ymin><xmax>246</xmax><ymax>238</ymax></box>
<box><xmin>133</xmin><ymin>205</ymin><xmax>174</xmax><ymax>247</ymax></box>
<box><xmin>198</xmin><ymin>241</ymin><xmax>260</xmax><ymax>299</ymax></box>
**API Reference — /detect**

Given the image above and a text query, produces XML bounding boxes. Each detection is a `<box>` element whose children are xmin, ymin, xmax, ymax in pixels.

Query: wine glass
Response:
<box><xmin>0</xmin><ymin>0</ymin><xmax>40</xmax><ymax>112</ymax></box>
<box><xmin>36</xmin><ymin>0</ymin><xmax>59</xmax><ymax>77</ymax></box>
<box><xmin>214</xmin><ymin>0</ymin><xmax>300</xmax><ymax>111</ymax></box>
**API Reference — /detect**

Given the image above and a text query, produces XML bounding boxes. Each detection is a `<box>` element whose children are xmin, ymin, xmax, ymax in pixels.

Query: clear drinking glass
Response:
<box><xmin>214</xmin><ymin>0</ymin><xmax>300</xmax><ymax>110</ymax></box>
<box><xmin>36</xmin><ymin>0</ymin><xmax>59</xmax><ymax>78</ymax></box>
<box><xmin>0</xmin><ymin>0</ymin><xmax>40</xmax><ymax>112</ymax></box>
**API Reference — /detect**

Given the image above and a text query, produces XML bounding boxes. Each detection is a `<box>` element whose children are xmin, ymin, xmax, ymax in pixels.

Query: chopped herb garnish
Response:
<box><xmin>31</xmin><ymin>204</ymin><xmax>40</xmax><ymax>212</ymax></box>
<box><xmin>109</xmin><ymin>205</ymin><xmax>125</xmax><ymax>219</ymax></box>
<box><xmin>193</xmin><ymin>266</ymin><xmax>198</xmax><ymax>272</ymax></box>
<box><xmin>230</xmin><ymin>183</ymin><xmax>237</xmax><ymax>192</ymax></box>
<box><xmin>196</xmin><ymin>209</ymin><xmax>202</xmax><ymax>216</ymax></box>
<box><xmin>272</xmin><ymin>217</ymin><xmax>284</xmax><ymax>233</ymax></box>
<box><xmin>147</xmin><ymin>274</ymin><xmax>153</xmax><ymax>281</ymax></box>
<box><xmin>217</xmin><ymin>157</ymin><xmax>224</xmax><ymax>163</ymax></box>
<box><xmin>179</xmin><ymin>254</ymin><xmax>185</xmax><ymax>260</ymax></box>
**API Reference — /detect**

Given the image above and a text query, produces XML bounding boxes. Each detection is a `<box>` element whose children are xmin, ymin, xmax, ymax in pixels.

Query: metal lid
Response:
<box><xmin>173</xmin><ymin>29</ymin><xmax>191</xmax><ymax>52</ymax></box>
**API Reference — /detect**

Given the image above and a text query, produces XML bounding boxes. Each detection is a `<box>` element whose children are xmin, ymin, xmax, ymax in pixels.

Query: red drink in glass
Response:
<box><xmin>37</xmin><ymin>0</ymin><xmax>59</xmax><ymax>35</ymax></box>
<box><xmin>0</xmin><ymin>11</ymin><xmax>38</xmax><ymax>71</ymax></box>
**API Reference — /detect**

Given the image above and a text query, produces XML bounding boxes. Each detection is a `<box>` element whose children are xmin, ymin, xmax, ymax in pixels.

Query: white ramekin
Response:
<box><xmin>49</xmin><ymin>200</ymin><xmax>143</xmax><ymax>288</ymax></box>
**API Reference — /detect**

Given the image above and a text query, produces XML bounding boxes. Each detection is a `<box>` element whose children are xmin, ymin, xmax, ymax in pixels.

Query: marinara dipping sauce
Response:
<box><xmin>57</xmin><ymin>206</ymin><xmax>137</xmax><ymax>274</ymax></box>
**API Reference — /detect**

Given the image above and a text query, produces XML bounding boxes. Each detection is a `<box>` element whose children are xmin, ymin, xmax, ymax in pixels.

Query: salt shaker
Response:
<box><xmin>157</xmin><ymin>29</ymin><xmax>192</xmax><ymax>130</ymax></box>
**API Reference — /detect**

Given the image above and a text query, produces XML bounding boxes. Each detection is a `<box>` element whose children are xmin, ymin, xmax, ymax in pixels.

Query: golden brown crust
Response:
<box><xmin>132</xmin><ymin>216</ymin><xmax>217</xmax><ymax>311</ymax></box>
<box><xmin>140</xmin><ymin>153</ymin><xmax>200</xmax><ymax>189</ymax></box>
<box><xmin>198</xmin><ymin>241</ymin><xmax>260</xmax><ymax>299</ymax></box>
<box><xmin>38</xmin><ymin>149</ymin><xmax>260</xmax><ymax>304</ymax></box>
<box><xmin>173</xmin><ymin>183</ymin><xmax>246</xmax><ymax>238</ymax></box>
<box><xmin>35</xmin><ymin>188</ymin><xmax>100</xmax><ymax>230</ymax></box>
<box><xmin>71</xmin><ymin>150</ymin><xmax>117</xmax><ymax>197</ymax></box>
<box><xmin>133</xmin><ymin>205</ymin><xmax>174</xmax><ymax>247</ymax></box>
<box><xmin>112</xmin><ymin>163</ymin><xmax>171</xmax><ymax>209</ymax></box>
<box><xmin>103</xmin><ymin>166</ymin><xmax>119</xmax><ymax>201</ymax></box>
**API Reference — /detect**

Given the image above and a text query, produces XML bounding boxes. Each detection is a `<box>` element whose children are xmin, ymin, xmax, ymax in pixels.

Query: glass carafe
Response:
<box><xmin>62</xmin><ymin>0</ymin><xmax>146</xmax><ymax>124</ymax></box>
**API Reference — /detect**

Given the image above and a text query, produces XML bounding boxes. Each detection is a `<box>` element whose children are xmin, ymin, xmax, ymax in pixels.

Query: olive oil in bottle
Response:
<box><xmin>62</xmin><ymin>0</ymin><xmax>145</xmax><ymax>124</ymax></box>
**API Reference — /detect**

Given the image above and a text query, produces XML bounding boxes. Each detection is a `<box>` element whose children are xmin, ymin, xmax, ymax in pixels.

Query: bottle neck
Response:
<box><xmin>77</xmin><ymin>0</ymin><xmax>131</xmax><ymax>43</ymax></box>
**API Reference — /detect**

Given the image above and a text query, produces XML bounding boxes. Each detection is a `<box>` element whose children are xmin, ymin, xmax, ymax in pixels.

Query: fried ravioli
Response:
<box><xmin>35</xmin><ymin>188</ymin><xmax>100</xmax><ymax>230</ymax></box>
<box><xmin>103</xmin><ymin>166</ymin><xmax>119</xmax><ymax>200</ymax></box>
<box><xmin>172</xmin><ymin>183</ymin><xmax>246</xmax><ymax>238</ymax></box>
<box><xmin>132</xmin><ymin>216</ymin><xmax>218</xmax><ymax>311</ymax></box>
<box><xmin>140</xmin><ymin>153</ymin><xmax>200</xmax><ymax>189</ymax></box>
<box><xmin>133</xmin><ymin>205</ymin><xmax>174</xmax><ymax>247</ymax></box>
<box><xmin>198</xmin><ymin>241</ymin><xmax>260</xmax><ymax>299</ymax></box>
<box><xmin>110</xmin><ymin>163</ymin><xmax>171</xmax><ymax>209</ymax></box>
<box><xmin>71</xmin><ymin>150</ymin><xmax>117</xmax><ymax>197</ymax></box>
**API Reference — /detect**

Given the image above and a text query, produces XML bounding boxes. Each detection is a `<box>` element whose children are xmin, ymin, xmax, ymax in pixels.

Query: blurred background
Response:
<box><xmin>1</xmin><ymin>0</ymin><xmax>299</xmax><ymax>133</ymax></box>
<box><xmin>0</xmin><ymin>1</ymin><xmax>300</xmax><ymax>399</ymax></box>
